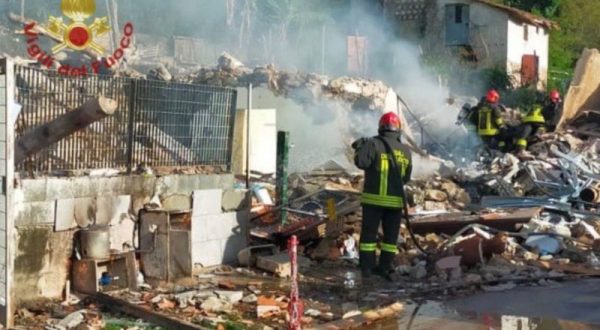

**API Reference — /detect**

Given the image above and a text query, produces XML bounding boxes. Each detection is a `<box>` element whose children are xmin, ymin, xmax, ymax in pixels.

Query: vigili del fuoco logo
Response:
<box><xmin>24</xmin><ymin>0</ymin><xmax>133</xmax><ymax>76</ymax></box>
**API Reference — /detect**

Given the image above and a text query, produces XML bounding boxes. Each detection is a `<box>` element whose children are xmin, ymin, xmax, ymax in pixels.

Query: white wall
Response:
<box><xmin>468</xmin><ymin>2</ymin><xmax>509</xmax><ymax>68</ymax></box>
<box><xmin>506</xmin><ymin>19</ymin><xmax>550</xmax><ymax>87</ymax></box>
<box><xmin>428</xmin><ymin>0</ymin><xmax>509</xmax><ymax>68</ymax></box>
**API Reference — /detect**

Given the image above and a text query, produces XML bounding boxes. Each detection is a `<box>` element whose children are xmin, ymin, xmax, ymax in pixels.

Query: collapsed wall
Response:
<box><xmin>559</xmin><ymin>48</ymin><xmax>600</xmax><ymax>128</ymax></box>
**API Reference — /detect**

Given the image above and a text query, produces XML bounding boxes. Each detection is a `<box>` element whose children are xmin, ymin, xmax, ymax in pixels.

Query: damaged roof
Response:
<box><xmin>474</xmin><ymin>0</ymin><xmax>557</xmax><ymax>29</ymax></box>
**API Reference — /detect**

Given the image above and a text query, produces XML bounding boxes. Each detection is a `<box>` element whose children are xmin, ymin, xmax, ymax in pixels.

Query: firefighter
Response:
<box><xmin>474</xmin><ymin>89</ymin><xmax>509</xmax><ymax>151</ymax></box>
<box><xmin>544</xmin><ymin>89</ymin><xmax>563</xmax><ymax>132</ymax></box>
<box><xmin>351</xmin><ymin>112</ymin><xmax>412</xmax><ymax>280</ymax></box>
<box><xmin>516</xmin><ymin>90</ymin><xmax>563</xmax><ymax>152</ymax></box>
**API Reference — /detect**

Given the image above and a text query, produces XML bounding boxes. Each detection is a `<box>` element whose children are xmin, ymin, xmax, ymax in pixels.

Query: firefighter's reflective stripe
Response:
<box><xmin>380</xmin><ymin>154</ymin><xmax>389</xmax><ymax>195</ymax></box>
<box><xmin>516</xmin><ymin>139</ymin><xmax>528</xmax><ymax>148</ymax></box>
<box><xmin>359</xmin><ymin>243</ymin><xmax>377</xmax><ymax>252</ymax></box>
<box><xmin>381</xmin><ymin>243</ymin><xmax>399</xmax><ymax>254</ymax></box>
<box><xmin>478</xmin><ymin>108</ymin><xmax>499</xmax><ymax>136</ymax></box>
<box><xmin>361</xmin><ymin>152</ymin><xmax>407</xmax><ymax>208</ymax></box>
<box><xmin>361</xmin><ymin>193</ymin><xmax>404</xmax><ymax>208</ymax></box>
<box><xmin>523</xmin><ymin>105</ymin><xmax>545</xmax><ymax>124</ymax></box>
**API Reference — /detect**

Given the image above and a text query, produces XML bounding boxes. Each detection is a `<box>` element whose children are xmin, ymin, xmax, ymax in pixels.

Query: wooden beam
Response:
<box><xmin>15</xmin><ymin>96</ymin><xmax>117</xmax><ymax>164</ymax></box>
<box><xmin>95</xmin><ymin>292</ymin><xmax>205</xmax><ymax>330</ymax></box>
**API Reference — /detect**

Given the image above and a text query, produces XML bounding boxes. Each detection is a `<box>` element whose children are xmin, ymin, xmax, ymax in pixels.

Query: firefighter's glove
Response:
<box><xmin>352</xmin><ymin>137</ymin><xmax>369</xmax><ymax>150</ymax></box>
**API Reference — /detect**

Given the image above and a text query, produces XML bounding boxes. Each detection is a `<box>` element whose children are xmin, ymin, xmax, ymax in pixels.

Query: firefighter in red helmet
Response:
<box><xmin>473</xmin><ymin>89</ymin><xmax>509</xmax><ymax>151</ymax></box>
<box><xmin>516</xmin><ymin>90</ymin><xmax>563</xmax><ymax>153</ymax></box>
<box><xmin>351</xmin><ymin>112</ymin><xmax>412</xmax><ymax>280</ymax></box>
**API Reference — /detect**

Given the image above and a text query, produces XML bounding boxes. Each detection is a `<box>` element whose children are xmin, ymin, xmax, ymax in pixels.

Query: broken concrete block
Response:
<box><xmin>215</xmin><ymin>290</ymin><xmax>243</xmax><ymax>304</ymax></box>
<box><xmin>424</xmin><ymin>201</ymin><xmax>447</xmax><ymax>211</ymax></box>
<box><xmin>464</xmin><ymin>273</ymin><xmax>482</xmax><ymax>284</ymax></box>
<box><xmin>441</xmin><ymin>181</ymin><xmax>460</xmax><ymax>198</ymax></box>
<box><xmin>161</xmin><ymin>194</ymin><xmax>192</xmax><ymax>211</ymax></box>
<box><xmin>410</xmin><ymin>263</ymin><xmax>427</xmax><ymax>280</ymax></box>
<box><xmin>242</xmin><ymin>294</ymin><xmax>258</xmax><ymax>303</ymax></box>
<box><xmin>256</xmin><ymin>253</ymin><xmax>311</xmax><ymax>277</ymax></box>
<box><xmin>57</xmin><ymin>309</ymin><xmax>86</xmax><ymax>328</ymax></box>
<box><xmin>192</xmin><ymin>189</ymin><xmax>223</xmax><ymax>216</ymax></box>
<box><xmin>222</xmin><ymin>189</ymin><xmax>251</xmax><ymax>212</ymax></box>
<box><xmin>238</xmin><ymin>244</ymin><xmax>277</xmax><ymax>267</ymax></box>
<box><xmin>201</xmin><ymin>296</ymin><xmax>230</xmax><ymax>313</ymax></box>
<box><xmin>425</xmin><ymin>189</ymin><xmax>448</xmax><ymax>202</ymax></box>
<box><xmin>257</xmin><ymin>305</ymin><xmax>280</xmax><ymax>318</ymax></box>
<box><xmin>435</xmin><ymin>256</ymin><xmax>462</xmax><ymax>271</ymax></box>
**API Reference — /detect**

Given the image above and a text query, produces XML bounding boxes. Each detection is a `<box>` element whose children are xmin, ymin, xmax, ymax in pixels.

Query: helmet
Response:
<box><xmin>549</xmin><ymin>89</ymin><xmax>561</xmax><ymax>103</ymax></box>
<box><xmin>486</xmin><ymin>89</ymin><xmax>500</xmax><ymax>104</ymax></box>
<box><xmin>379</xmin><ymin>112</ymin><xmax>401</xmax><ymax>131</ymax></box>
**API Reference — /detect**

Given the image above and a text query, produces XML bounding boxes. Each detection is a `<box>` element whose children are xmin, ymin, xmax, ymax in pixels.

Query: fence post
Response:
<box><xmin>126</xmin><ymin>79</ymin><xmax>136</xmax><ymax>173</ymax></box>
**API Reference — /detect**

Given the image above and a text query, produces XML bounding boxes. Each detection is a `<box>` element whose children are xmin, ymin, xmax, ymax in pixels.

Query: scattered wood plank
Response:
<box><xmin>310</xmin><ymin>302</ymin><xmax>404</xmax><ymax>330</ymax></box>
<box><xmin>410</xmin><ymin>207</ymin><xmax>542</xmax><ymax>235</ymax></box>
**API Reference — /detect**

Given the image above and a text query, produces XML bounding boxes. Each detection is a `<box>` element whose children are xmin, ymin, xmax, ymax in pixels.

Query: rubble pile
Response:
<box><xmin>405</xmin><ymin>177</ymin><xmax>472</xmax><ymax>211</ymax></box>
<box><xmin>177</xmin><ymin>52</ymin><xmax>393</xmax><ymax>111</ymax></box>
<box><xmin>449</xmin><ymin>131</ymin><xmax>600</xmax><ymax>208</ymax></box>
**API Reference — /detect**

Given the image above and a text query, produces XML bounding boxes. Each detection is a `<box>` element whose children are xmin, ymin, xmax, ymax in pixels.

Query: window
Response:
<box><xmin>455</xmin><ymin>5</ymin><xmax>463</xmax><ymax>23</ymax></box>
<box><xmin>536</xmin><ymin>26</ymin><xmax>540</xmax><ymax>34</ymax></box>
<box><xmin>523</xmin><ymin>24</ymin><xmax>529</xmax><ymax>41</ymax></box>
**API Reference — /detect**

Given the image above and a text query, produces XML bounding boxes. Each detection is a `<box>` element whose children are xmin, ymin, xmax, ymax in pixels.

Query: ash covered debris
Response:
<box><xmin>175</xmin><ymin>52</ymin><xmax>394</xmax><ymax>112</ymax></box>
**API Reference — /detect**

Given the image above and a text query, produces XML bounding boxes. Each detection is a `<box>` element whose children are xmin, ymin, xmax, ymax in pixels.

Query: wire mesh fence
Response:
<box><xmin>14</xmin><ymin>65</ymin><xmax>238</xmax><ymax>173</ymax></box>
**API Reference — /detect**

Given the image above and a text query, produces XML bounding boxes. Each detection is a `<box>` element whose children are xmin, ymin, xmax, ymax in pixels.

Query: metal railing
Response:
<box><xmin>14</xmin><ymin>65</ymin><xmax>238</xmax><ymax>173</ymax></box>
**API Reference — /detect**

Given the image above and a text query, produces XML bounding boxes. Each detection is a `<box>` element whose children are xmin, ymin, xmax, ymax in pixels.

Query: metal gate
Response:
<box><xmin>14</xmin><ymin>66</ymin><xmax>238</xmax><ymax>173</ymax></box>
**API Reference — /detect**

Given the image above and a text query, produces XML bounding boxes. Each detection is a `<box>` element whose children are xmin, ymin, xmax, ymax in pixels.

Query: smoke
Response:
<box><xmin>18</xmin><ymin>0</ymin><xmax>472</xmax><ymax>174</ymax></box>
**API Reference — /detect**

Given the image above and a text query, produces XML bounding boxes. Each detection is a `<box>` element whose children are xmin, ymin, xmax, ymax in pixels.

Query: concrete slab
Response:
<box><xmin>73</xmin><ymin>197</ymin><xmax>96</xmax><ymax>228</ymax></box>
<box><xmin>54</xmin><ymin>199</ymin><xmax>77</xmax><ymax>231</ymax></box>
<box><xmin>192</xmin><ymin>239</ymin><xmax>223</xmax><ymax>267</ymax></box>
<box><xmin>192</xmin><ymin>189</ymin><xmax>222</xmax><ymax>216</ymax></box>
<box><xmin>192</xmin><ymin>212</ymin><xmax>246</xmax><ymax>242</ymax></box>
<box><xmin>162</xmin><ymin>194</ymin><xmax>192</xmax><ymax>211</ymax></box>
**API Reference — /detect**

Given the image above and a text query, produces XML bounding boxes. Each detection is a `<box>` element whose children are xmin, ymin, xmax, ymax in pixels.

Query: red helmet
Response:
<box><xmin>549</xmin><ymin>89</ymin><xmax>561</xmax><ymax>102</ymax></box>
<box><xmin>379</xmin><ymin>112</ymin><xmax>401</xmax><ymax>131</ymax></box>
<box><xmin>486</xmin><ymin>89</ymin><xmax>500</xmax><ymax>104</ymax></box>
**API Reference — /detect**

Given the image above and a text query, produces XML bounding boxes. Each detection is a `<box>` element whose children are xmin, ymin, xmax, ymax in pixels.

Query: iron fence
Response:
<box><xmin>14</xmin><ymin>65</ymin><xmax>238</xmax><ymax>173</ymax></box>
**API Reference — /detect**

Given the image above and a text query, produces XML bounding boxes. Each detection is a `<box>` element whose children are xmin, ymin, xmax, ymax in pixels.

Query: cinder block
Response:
<box><xmin>192</xmin><ymin>240</ymin><xmax>223</xmax><ymax>267</ymax></box>
<box><xmin>55</xmin><ymin>199</ymin><xmax>76</xmax><ymax>231</ymax></box>
<box><xmin>192</xmin><ymin>212</ymin><xmax>244</xmax><ymax>242</ymax></box>
<box><xmin>192</xmin><ymin>189</ymin><xmax>222</xmax><ymax>216</ymax></box>
<box><xmin>162</xmin><ymin>194</ymin><xmax>192</xmax><ymax>211</ymax></box>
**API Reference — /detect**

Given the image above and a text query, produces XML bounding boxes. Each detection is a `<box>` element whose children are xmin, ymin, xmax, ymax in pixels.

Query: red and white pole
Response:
<box><xmin>288</xmin><ymin>235</ymin><xmax>302</xmax><ymax>330</ymax></box>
